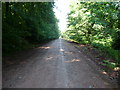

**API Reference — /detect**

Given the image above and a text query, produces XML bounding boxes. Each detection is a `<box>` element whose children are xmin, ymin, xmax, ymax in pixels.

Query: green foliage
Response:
<box><xmin>102</xmin><ymin>60</ymin><xmax>116</xmax><ymax>69</ymax></box>
<box><xmin>2</xmin><ymin>2</ymin><xmax>60</xmax><ymax>56</ymax></box>
<box><xmin>63</xmin><ymin>1</ymin><xmax>120</xmax><ymax>63</ymax></box>
<box><xmin>112</xmin><ymin>31</ymin><xmax>120</xmax><ymax>50</ymax></box>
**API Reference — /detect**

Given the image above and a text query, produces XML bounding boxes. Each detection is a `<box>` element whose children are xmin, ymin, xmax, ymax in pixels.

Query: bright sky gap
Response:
<box><xmin>53</xmin><ymin>0</ymin><xmax>71</xmax><ymax>32</ymax></box>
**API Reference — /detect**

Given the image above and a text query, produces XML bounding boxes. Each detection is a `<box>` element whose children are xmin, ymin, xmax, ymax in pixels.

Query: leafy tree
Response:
<box><xmin>63</xmin><ymin>1</ymin><xmax>120</xmax><ymax>63</ymax></box>
<box><xmin>2</xmin><ymin>2</ymin><xmax>60</xmax><ymax>56</ymax></box>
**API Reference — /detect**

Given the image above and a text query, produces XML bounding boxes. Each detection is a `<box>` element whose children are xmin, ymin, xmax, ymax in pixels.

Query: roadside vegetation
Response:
<box><xmin>62</xmin><ymin>2</ymin><xmax>120</xmax><ymax>68</ymax></box>
<box><xmin>2</xmin><ymin>2</ymin><xmax>60</xmax><ymax>56</ymax></box>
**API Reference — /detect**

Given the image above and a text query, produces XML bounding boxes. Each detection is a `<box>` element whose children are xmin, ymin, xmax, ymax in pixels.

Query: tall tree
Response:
<box><xmin>2</xmin><ymin>2</ymin><xmax>60</xmax><ymax>56</ymax></box>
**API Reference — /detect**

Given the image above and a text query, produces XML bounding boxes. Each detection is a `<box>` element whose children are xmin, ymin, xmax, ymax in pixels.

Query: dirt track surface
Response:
<box><xmin>3</xmin><ymin>39</ymin><xmax>117</xmax><ymax>88</ymax></box>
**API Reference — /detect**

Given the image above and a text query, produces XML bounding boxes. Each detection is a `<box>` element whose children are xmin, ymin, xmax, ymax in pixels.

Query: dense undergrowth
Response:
<box><xmin>2</xmin><ymin>2</ymin><xmax>60</xmax><ymax>56</ymax></box>
<box><xmin>62</xmin><ymin>2</ymin><xmax>120</xmax><ymax>65</ymax></box>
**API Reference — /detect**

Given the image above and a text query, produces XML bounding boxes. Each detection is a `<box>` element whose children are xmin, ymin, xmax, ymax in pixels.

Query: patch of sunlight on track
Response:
<box><xmin>65</xmin><ymin>59</ymin><xmax>81</xmax><ymax>63</ymax></box>
<box><xmin>37</xmin><ymin>46</ymin><xmax>51</xmax><ymax>49</ymax></box>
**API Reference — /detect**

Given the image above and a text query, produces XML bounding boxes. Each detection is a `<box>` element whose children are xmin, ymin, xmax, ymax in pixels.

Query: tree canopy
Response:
<box><xmin>62</xmin><ymin>1</ymin><xmax>120</xmax><ymax>63</ymax></box>
<box><xmin>2</xmin><ymin>2</ymin><xmax>60</xmax><ymax>56</ymax></box>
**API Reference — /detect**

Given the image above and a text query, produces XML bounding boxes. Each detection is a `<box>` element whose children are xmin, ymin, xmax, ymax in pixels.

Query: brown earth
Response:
<box><xmin>67</xmin><ymin>40</ymin><xmax>120</xmax><ymax>86</ymax></box>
